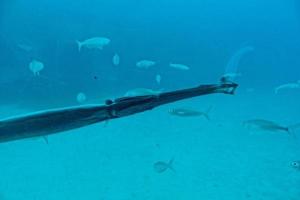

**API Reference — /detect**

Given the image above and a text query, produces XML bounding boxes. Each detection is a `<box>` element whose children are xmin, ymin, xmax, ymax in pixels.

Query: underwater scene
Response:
<box><xmin>0</xmin><ymin>0</ymin><xmax>300</xmax><ymax>199</ymax></box>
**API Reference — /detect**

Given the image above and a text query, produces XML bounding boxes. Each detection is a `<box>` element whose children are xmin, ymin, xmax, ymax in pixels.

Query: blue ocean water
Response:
<box><xmin>0</xmin><ymin>0</ymin><xmax>300</xmax><ymax>199</ymax></box>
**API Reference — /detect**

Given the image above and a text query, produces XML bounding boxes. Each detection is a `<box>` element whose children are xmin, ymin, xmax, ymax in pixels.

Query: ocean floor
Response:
<box><xmin>0</xmin><ymin>91</ymin><xmax>299</xmax><ymax>200</ymax></box>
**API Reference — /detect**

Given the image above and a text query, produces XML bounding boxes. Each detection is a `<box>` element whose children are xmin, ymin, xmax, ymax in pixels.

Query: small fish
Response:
<box><xmin>153</xmin><ymin>158</ymin><xmax>175</xmax><ymax>173</ymax></box>
<box><xmin>290</xmin><ymin>161</ymin><xmax>300</xmax><ymax>171</ymax></box>
<box><xmin>169</xmin><ymin>63</ymin><xmax>190</xmax><ymax>70</ymax></box>
<box><xmin>243</xmin><ymin>119</ymin><xmax>292</xmax><ymax>135</ymax></box>
<box><xmin>169</xmin><ymin>106</ymin><xmax>212</xmax><ymax>120</ymax></box>
<box><xmin>76</xmin><ymin>37</ymin><xmax>110</xmax><ymax>51</ymax></box>
<box><xmin>112</xmin><ymin>53</ymin><xmax>120</xmax><ymax>66</ymax></box>
<box><xmin>274</xmin><ymin>82</ymin><xmax>300</xmax><ymax>94</ymax></box>
<box><xmin>29</xmin><ymin>59</ymin><xmax>44</xmax><ymax>76</ymax></box>
<box><xmin>124</xmin><ymin>88</ymin><xmax>162</xmax><ymax>97</ymax></box>
<box><xmin>76</xmin><ymin>92</ymin><xmax>87</xmax><ymax>103</ymax></box>
<box><xmin>136</xmin><ymin>60</ymin><xmax>156</xmax><ymax>69</ymax></box>
<box><xmin>155</xmin><ymin>74</ymin><xmax>161</xmax><ymax>84</ymax></box>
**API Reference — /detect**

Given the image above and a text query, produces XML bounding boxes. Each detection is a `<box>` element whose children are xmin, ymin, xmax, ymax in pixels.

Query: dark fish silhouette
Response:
<box><xmin>0</xmin><ymin>81</ymin><xmax>238</xmax><ymax>143</ymax></box>
<box><xmin>153</xmin><ymin>158</ymin><xmax>175</xmax><ymax>173</ymax></box>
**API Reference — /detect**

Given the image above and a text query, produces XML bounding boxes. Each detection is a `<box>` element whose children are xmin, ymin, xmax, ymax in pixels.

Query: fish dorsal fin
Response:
<box><xmin>203</xmin><ymin>106</ymin><xmax>213</xmax><ymax>120</ymax></box>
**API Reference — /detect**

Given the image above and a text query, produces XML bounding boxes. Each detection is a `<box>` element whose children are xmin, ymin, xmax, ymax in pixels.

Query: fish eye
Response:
<box><xmin>291</xmin><ymin>162</ymin><xmax>299</xmax><ymax>167</ymax></box>
<box><xmin>105</xmin><ymin>99</ymin><xmax>113</xmax><ymax>105</ymax></box>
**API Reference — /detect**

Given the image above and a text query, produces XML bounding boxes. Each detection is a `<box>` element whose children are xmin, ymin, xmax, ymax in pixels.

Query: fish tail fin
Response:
<box><xmin>288</xmin><ymin>123</ymin><xmax>300</xmax><ymax>139</ymax></box>
<box><xmin>288</xmin><ymin>128</ymin><xmax>297</xmax><ymax>139</ymax></box>
<box><xmin>168</xmin><ymin>158</ymin><xmax>176</xmax><ymax>173</ymax></box>
<box><xmin>76</xmin><ymin>40</ymin><xmax>82</xmax><ymax>51</ymax></box>
<box><xmin>203</xmin><ymin>106</ymin><xmax>213</xmax><ymax>120</ymax></box>
<box><xmin>289</xmin><ymin>123</ymin><xmax>300</xmax><ymax>131</ymax></box>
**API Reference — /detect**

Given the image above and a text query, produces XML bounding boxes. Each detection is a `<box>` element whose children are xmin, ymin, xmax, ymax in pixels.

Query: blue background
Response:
<box><xmin>0</xmin><ymin>1</ymin><xmax>300</xmax><ymax>199</ymax></box>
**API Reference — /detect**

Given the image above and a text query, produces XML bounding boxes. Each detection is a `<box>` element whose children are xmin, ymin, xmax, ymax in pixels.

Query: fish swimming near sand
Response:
<box><xmin>169</xmin><ymin>63</ymin><xmax>190</xmax><ymax>70</ymax></box>
<box><xmin>76</xmin><ymin>37</ymin><xmax>110</xmax><ymax>51</ymax></box>
<box><xmin>243</xmin><ymin>119</ymin><xmax>297</xmax><ymax>137</ymax></box>
<box><xmin>169</xmin><ymin>106</ymin><xmax>212</xmax><ymax>120</ymax></box>
<box><xmin>274</xmin><ymin>82</ymin><xmax>300</xmax><ymax>94</ymax></box>
<box><xmin>153</xmin><ymin>158</ymin><xmax>175</xmax><ymax>173</ymax></box>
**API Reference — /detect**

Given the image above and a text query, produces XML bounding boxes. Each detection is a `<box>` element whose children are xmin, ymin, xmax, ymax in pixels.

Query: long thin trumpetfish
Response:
<box><xmin>0</xmin><ymin>80</ymin><xmax>238</xmax><ymax>143</ymax></box>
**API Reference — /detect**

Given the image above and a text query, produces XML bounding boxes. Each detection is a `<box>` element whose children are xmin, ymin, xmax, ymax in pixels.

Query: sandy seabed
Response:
<box><xmin>0</xmin><ymin>91</ymin><xmax>299</xmax><ymax>200</ymax></box>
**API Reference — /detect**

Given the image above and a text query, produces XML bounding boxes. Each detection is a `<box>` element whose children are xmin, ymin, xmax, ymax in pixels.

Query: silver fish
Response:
<box><xmin>153</xmin><ymin>158</ymin><xmax>175</xmax><ymax>173</ymax></box>
<box><xmin>243</xmin><ymin>119</ymin><xmax>290</xmax><ymax>134</ymax></box>
<box><xmin>169</xmin><ymin>63</ymin><xmax>190</xmax><ymax>70</ymax></box>
<box><xmin>76</xmin><ymin>37</ymin><xmax>110</xmax><ymax>51</ymax></box>
<box><xmin>168</xmin><ymin>106</ymin><xmax>212</xmax><ymax>120</ymax></box>
<box><xmin>29</xmin><ymin>59</ymin><xmax>44</xmax><ymax>76</ymax></box>
<box><xmin>112</xmin><ymin>53</ymin><xmax>120</xmax><ymax>66</ymax></box>
<box><xmin>136</xmin><ymin>60</ymin><xmax>156</xmax><ymax>69</ymax></box>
